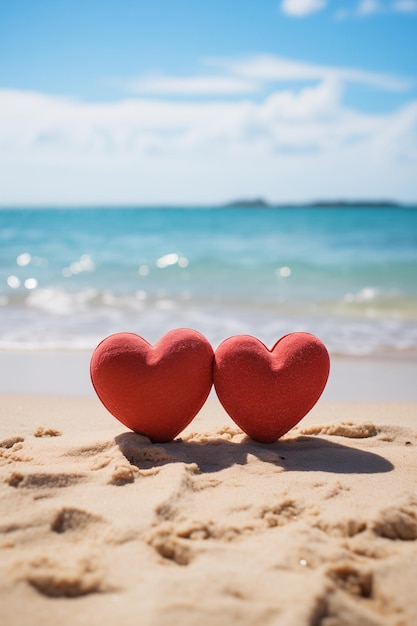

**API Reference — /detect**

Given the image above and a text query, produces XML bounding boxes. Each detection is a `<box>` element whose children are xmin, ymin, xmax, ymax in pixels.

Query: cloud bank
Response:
<box><xmin>0</xmin><ymin>54</ymin><xmax>416</xmax><ymax>205</ymax></box>
<box><xmin>281</xmin><ymin>0</ymin><xmax>327</xmax><ymax>17</ymax></box>
<box><xmin>281</xmin><ymin>0</ymin><xmax>417</xmax><ymax>18</ymax></box>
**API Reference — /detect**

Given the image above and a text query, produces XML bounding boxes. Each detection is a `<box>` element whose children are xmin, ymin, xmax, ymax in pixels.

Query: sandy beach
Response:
<box><xmin>1</xmin><ymin>350</ymin><xmax>417</xmax><ymax>401</ymax></box>
<box><xmin>2</xmin><ymin>0</ymin><xmax>417</xmax><ymax>619</ymax></box>
<box><xmin>1</xmin><ymin>373</ymin><xmax>417</xmax><ymax>625</ymax></box>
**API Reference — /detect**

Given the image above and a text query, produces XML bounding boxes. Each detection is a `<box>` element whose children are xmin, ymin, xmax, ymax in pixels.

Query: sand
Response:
<box><xmin>1</xmin><ymin>351</ymin><xmax>417</xmax><ymax>401</ymax></box>
<box><xmin>1</xmin><ymin>394</ymin><xmax>417</xmax><ymax>626</ymax></box>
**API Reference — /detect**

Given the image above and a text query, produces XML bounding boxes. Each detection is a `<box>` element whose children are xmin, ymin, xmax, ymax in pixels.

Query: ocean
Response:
<box><xmin>1</xmin><ymin>206</ymin><xmax>417</xmax><ymax>358</ymax></box>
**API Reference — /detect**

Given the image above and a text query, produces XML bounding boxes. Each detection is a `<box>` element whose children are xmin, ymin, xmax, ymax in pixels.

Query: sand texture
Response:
<box><xmin>1</xmin><ymin>394</ymin><xmax>417</xmax><ymax>626</ymax></box>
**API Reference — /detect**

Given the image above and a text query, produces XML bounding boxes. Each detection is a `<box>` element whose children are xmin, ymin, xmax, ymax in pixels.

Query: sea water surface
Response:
<box><xmin>1</xmin><ymin>206</ymin><xmax>416</xmax><ymax>357</ymax></box>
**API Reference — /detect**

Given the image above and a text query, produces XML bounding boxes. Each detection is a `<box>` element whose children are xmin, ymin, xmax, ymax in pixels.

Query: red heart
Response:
<box><xmin>213</xmin><ymin>332</ymin><xmax>330</xmax><ymax>443</ymax></box>
<box><xmin>90</xmin><ymin>329</ymin><xmax>214</xmax><ymax>442</ymax></box>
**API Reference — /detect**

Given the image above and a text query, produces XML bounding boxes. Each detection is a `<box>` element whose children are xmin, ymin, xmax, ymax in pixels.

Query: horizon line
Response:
<box><xmin>1</xmin><ymin>199</ymin><xmax>417</xmax><ymax>210</ymax></box>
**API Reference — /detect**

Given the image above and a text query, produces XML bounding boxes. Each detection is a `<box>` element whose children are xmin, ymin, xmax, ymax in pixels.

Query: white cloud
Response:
<box><xmin>357</xmin><ymin>0</ymin><xmax>383</xmax><ymax>15</ymax></box>
<box><xmin>280</xmin><ymin>0</ymin><xmax>417</xmax><ymax>19</ymax></box>
<box><xmin>341</xmin><ymin>0</ymin><xmax>417</xmax><ymax>18</ymax></box>
<box><xmin>0</xmin><ymin>54</ymin><xmax>416</xmax><ymax>205</ymax></box>
<box><xmin>392</xmin><ymin>0</ymin><xmax>417</xmax><ymax>12</ymax></box>
<box><xmin>281</xmin><ymin>0</ymin><xmax>327</xmax><ymax>16</ymax></box>
<box><xmin>208</xmin><ymin>54</ymin><xmax>411</xmax><ymax>92</ymax></box>
<box><xmin>119</xmin><ymin>74</ymin><xmax>259</xmax><ymax>95</ymax></box>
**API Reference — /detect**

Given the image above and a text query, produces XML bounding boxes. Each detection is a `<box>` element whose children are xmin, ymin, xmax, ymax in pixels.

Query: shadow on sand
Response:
<box><xmin>115</xmin><ymin>431</ymin><xmax>393</xmax><ymax>475</ymax></box>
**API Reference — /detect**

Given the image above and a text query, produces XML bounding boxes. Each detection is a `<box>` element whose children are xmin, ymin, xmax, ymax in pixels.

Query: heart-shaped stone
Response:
<box><xmin>90</xmin><ymin>329</ymin><xmax>214</xmax><ymax>442</ymax></box>
<box><xmin>213</xmin><ymin>332</ymin><xmax>330</xmax><ymax>443</ymax></box>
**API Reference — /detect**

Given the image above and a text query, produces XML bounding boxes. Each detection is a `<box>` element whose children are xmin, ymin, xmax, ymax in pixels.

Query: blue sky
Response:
<box><xmin>1</xmin><ymin>0</ymin><xmax>416</xmax><ymax>205</ymax></box>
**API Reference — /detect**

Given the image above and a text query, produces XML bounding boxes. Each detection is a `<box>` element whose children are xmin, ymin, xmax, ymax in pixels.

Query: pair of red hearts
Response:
<box><xmin>90</xmin><ymin>329</ymin><xmax>330</xmax><ymax>444</ymax></box>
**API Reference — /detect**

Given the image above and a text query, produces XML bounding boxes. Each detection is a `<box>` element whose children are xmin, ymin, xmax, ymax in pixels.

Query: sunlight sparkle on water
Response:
<box><xmin>138</xmin><ymin>265</ymin><xmax>150</xmax><ymax>276</ymax></box>
<box><xmin>156</xmin><ymin>253</ymin><xmax>189</xmax><ymax>269</ymax></box>
<box><xmin>16</xmin><ymin>252</ymin><xmax>31</xmax><ymax>267</ymax></box>
<box><xmin>277</xmin><ymin>266</ymin><xmax>291</xmax><ymax>278</ymax></box>
<box><xmin>24</xmin><ymin>278</ymin><xmax>38</xmax><ymax>290</ymax></box>
<box><xmin>7</xmin><ymin>275</ymin><xmax>21</xmax><ymax>288</ymax></box>
<box><xmin>63</xmin><ymin>254</ymin><xmax>95</xmax><ymax>277</ymax></box>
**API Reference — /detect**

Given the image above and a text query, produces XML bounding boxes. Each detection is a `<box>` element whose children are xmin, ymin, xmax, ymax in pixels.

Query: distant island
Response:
<box><xmin>226</xmin><ymin>198</ymin><xmax>270</xmax><ymax>208</ymax></box>
<box><xmin>307</xmin><ymin>199</ymin><xmax>402</xmax><ymax>208</ymax></box>
<box><xmin>224</xmin><ymin>198</ymin><xmax>405</xmax><ymax>208</ymax></box>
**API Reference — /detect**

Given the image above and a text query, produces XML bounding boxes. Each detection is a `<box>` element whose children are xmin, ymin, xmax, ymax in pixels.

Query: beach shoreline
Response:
<box><xmin>1</xmin><ymin>349</ymin><xmax>416</xmax><ymax>401</ymax></box>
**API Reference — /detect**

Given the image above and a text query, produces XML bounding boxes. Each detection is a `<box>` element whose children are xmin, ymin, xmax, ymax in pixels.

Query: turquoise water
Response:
<box><xmin>1</xmin><ymin>206</ymin><xmax>416</xmax><ymax>356</ymax></box>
